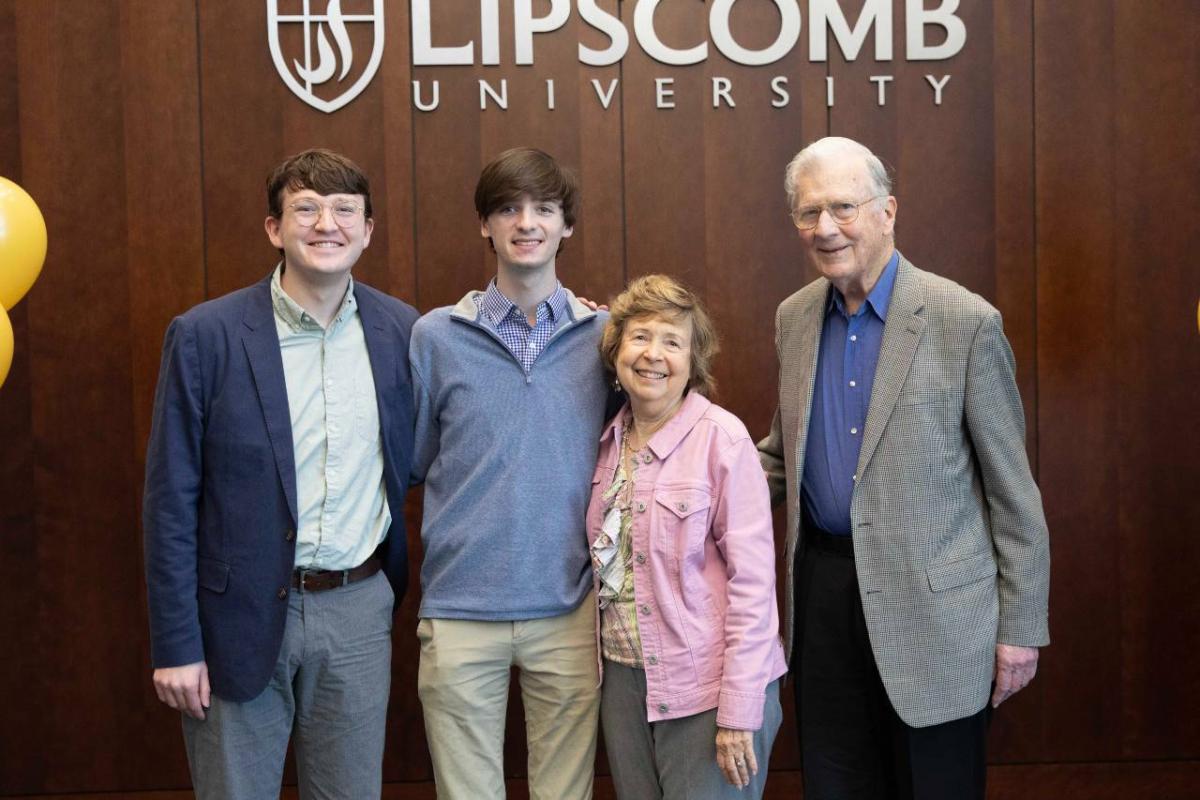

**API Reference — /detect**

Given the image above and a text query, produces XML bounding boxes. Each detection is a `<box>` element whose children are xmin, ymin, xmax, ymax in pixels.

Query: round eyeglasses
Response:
<box><xmin>791</xmin><ymin>196</ymin><xmax>884</xmax><ymax>230</ymax></box>
<box><xmin>286</xmin><ymin>200</ymin><xmax>365</xmax><ymax>228</ymax></box>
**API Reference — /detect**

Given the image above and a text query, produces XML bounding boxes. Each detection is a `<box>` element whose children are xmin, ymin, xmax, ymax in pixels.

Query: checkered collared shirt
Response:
<box><xmin>474</xmin><ymin>280</ymin><xmax>568</xmax><ymax>373</ymax></box>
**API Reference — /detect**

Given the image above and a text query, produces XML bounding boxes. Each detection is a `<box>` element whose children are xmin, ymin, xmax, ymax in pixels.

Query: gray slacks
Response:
<box><xmin>601</xmin><ymin>660</ymin><xmax>782</xmax><ymax>799</ymax></box>
<box><xmin>182</xmin><ymin>571</ymin><xmax>394</xmax><ymax>800</ymax></box>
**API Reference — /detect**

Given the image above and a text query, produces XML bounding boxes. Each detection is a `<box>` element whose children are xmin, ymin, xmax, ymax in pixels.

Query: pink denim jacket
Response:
<box><xmin>587</xmin><ymin>392</ymin><xmax>788</xmax><ymax>730</ymax></box>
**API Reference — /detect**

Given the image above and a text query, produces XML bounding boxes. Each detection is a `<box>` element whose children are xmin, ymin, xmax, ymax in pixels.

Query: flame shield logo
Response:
<box><xmin>267</xmin><ymin>0</ymin><xmax>384</xmax><ymax>113</ymax></box>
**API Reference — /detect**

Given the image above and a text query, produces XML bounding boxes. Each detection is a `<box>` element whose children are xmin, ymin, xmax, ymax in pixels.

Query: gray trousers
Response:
<box><xmin>601</xmin><ymin>660</ymin><xmax>783</xmax><ymax>799</ymax></box>
<box><xmin>182</xmin><ymin>571</ymin><xmax>394</xmax><ymax>800</ymax></box>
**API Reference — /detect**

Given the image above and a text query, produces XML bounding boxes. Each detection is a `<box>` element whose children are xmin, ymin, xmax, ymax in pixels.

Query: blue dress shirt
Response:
<box><xmin>801</xmin><ymin>251</ymin><xmax>900</xmax><ymax>535</ymax></box>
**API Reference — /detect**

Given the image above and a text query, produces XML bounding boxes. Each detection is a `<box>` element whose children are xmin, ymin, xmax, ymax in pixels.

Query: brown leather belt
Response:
<box><xmin>292</xmin><ymin>556</ymin><xmax>382</xmax><ymax>592</ymax></box>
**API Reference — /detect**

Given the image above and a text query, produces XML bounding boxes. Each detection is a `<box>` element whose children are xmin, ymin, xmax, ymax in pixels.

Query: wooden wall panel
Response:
<box><xmin>1032</xmin><ymin>0</ymin><xmax>1200</xmax><ymax>763</ymax></box>
<box><xmin>12</xmin><ymin>0</ymin><xmax>141</xmax><ymax>792</ymax></box>
<box><xmin>572</xmin><ymin>2</ymin><xmax>625</xmax><ymax>306</ymax></box>
<box><xmin>1034</xmin><ymin>0</ymin><xmax>1123</xmax><ymax>762</ymax></box>
<box><xmin>8</xmin><ymin>760</ymin><xmax>1200</xmax><ymax>799</ymax></box>
<box><xmin>198</xmin><ymin>0</ymin><xmax>294</xmax><ymax>297</ymax></box>
<box><xmin>991</xmin><ymin>0</ymin><xmax>1038</xmax><ymax>475</ymax></box>
<box><xmin>1</xmin><ymin>0</ymin><xmax>1199</xmax><ymax>796</ymax></box>
<box><xmin>1109</xmin><ymin>0</ymin><xmax>1200</xmax><ymax>758</ymax></box>
<box><xmin>621</xmin><ymin>1</ymin><xmax>710</xmax><ymax>294</ymax></box>
<box><xmin>0</xmin><ymin>0</ymin><xmax>17</xmax><ymax>179</ymax></box>
<box><xmin>120</xmin><ymin>0</ymin><xmax>207</xmax><ymax>786</ymax></box>
<box><xmin>0</xmin><ymin>1</ymin><xmax>208</xmax><ymax>794</ymax></box>
<box><xmin>0</xmin><ymin>0</ymin><xmax>38</xmax><ymax>790</ymax></box>
<box><xmin>377</xmin><ymin>2</ymin><xmax>418</xmax><ymax>303</ymax></box>
<box><xmin>409</xmin><ymin>0</ymin><xmax>486</xmax><ymax>312</ymax></box>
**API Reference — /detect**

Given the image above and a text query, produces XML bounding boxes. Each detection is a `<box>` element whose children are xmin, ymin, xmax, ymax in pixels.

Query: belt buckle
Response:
<box><xmin>297</xmin><ymin>567</ymin><xmax>314</xmax><ymax>592</ymax></box>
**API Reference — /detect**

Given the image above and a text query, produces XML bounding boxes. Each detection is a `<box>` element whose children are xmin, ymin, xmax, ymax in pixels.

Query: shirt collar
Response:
<box><xmin>600</xmin><ymin>392</ymin><xmax>713</xmax><ymax>460</ymax></box>
<box><xmin>270</xmin><ymin>263</ymin><xmax>357</xmax><ymax>333</ymax></box>
<box><xmin>480</xmin><ymin>279</ymin><xmax>567</xmax><ymax>327</ymax></box>
<box><xmin>827</xmin><ymin>249</ymin><xmax>900</xmax><ymax>322</ymax></box>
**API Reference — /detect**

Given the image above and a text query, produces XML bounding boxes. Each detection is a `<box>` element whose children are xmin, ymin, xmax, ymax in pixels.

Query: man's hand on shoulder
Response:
<box><xmin>576</xmin><ymin>296</ymin><xmax>608</xmax><ymax>312</ymax></box>
<box><xmin>991</xmin><ymin>644</ymin><xmax>1038</xmax><ymax>708</ymax></box>
<box><xmin>153</xmin><ymin>661</ymin><xmax>211</xmax><ymax>720</ymax></box>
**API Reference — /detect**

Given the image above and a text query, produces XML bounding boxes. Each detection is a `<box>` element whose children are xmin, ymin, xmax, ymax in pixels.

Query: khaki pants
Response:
<box><xmin>417</xmin><ymin>595</ymin><xmax>599</xmax><ymax>800</ymax></box>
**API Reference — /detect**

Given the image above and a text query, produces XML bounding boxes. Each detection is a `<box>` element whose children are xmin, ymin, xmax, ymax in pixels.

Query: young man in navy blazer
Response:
<box><xmin>142</xmin><ymin>149</ymin><xmax>418</xmax><ymax>799</ymax></box>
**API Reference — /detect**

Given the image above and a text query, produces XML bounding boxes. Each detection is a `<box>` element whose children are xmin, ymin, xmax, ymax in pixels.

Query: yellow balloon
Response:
<box><xmin>0</xmin><ymin>176</ymin><xmax>48</xmax><ymax>310</ymax></box>
<box><xmin>0</xmin><ymin>303</ymin><xmax>13</xmax><ymax>390</ymax></box>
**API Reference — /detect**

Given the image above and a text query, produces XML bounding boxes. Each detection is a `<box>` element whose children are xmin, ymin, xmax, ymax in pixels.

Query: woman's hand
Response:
<box><xmin>715</xmin><ymin>726</ymin><xmax>757</xmax><ymax>787</ymax></box>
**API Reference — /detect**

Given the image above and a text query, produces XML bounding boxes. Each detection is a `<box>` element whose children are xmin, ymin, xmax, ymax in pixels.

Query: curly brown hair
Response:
<box><xmin>600</xmin><ymin>274</ymin><xmax>720</xmax><ymax>398</ymax></box>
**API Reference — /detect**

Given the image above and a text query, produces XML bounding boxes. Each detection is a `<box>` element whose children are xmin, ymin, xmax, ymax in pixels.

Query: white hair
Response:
<box><xmin>784</xmin><ymin>136</ymin><xmax>892</xmax><ymax>211</ymax></box>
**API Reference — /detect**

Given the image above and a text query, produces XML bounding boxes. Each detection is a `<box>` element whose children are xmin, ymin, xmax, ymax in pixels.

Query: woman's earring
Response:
<box><xmin>612</xmin><ymin>377</ymin><xmax>623</xmax><ymax>392</ymax></box>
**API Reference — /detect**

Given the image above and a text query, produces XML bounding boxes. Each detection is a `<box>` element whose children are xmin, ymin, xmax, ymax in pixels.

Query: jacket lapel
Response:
<box><xmin>241</xmin><ymin>279</ymin><xmax>299</xmax><ymax>527</ymax></box>
<box><xmin>355</xmin><ymin>288</ymin><xmax>396</xmax><ymax>441</ymax></box>
<box><xmin>790</xmin><ymin>283</ymin><xmax>829</xmax><ymax>481</ymax></box>
<box><xmin>855</xmin><ymin>257</ymin><xmax>926</xmax><ymax>480</ymax></box>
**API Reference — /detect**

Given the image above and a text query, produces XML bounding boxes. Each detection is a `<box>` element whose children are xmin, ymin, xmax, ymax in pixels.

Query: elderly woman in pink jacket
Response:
<box><xmin>588</xmin><ymin>274</ymin><xmax>788</xmax><ymax>798</ymax></box>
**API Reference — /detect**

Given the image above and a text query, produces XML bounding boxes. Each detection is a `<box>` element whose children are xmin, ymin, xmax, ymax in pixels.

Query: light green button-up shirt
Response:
<box><xmin>270</xmin><ymin>265</ymin><xmax>389</xmax><ymax>571</ymax></box>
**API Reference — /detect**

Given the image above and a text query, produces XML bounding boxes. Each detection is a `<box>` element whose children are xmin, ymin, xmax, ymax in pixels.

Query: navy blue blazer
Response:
<box><xmin>143</xmin><ymin>274</ymin><xmax>418</xmax><ymax>702</ymax></box>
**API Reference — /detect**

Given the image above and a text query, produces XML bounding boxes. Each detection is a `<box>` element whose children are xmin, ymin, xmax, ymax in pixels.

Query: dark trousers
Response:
<box><xmin>794</xmin><ymin>531</ymin><xmax>990</xmax><ymax>800</ymax></box>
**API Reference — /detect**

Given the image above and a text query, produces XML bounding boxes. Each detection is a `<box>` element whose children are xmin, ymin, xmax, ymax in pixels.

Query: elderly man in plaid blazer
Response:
<box><xmin>757</xmin><ymin>137</ymin><xmax>1050</xmax><ymax>800</ymax></box>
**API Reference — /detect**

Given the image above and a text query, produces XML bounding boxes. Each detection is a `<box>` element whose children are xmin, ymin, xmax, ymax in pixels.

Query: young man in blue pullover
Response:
<box><xmin>409</xmin><ymin>147</ymin><xmax>609</xmax><ymax>799</ymax></box>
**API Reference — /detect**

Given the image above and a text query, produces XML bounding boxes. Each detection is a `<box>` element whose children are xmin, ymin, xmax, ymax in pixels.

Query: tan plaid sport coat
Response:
<box><xmin>758</xmin><ymin>255</ymin><xmax>1050</xmax><ymax>728</ymax></box>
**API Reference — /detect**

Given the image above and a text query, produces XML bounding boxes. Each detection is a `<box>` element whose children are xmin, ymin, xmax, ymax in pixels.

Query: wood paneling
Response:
<box><xmin>0</xmin><ymin>2</ymin><xmax>36</xmax><ymax>788</ymax></box>
<box><xmin>1035</xmin><ymin>0</ymin><xmax>1200</xmax><ymax>764</ymax></box>
<box><xmin>991</xmin><ymin>0</ymin><xmax>1038</xmax><ymax>475</ymax></box>
<box><xmin>1109</xmin><ymin>0</ymin><xmax>1200</xmax><ymax>759</ymax></box>
<box><xmin>9</xmin><ymin>760</ymin><xmax>1200</xmax><ymax>799</ymax></box>
<box><xmin>13</xmin><ymin>0</ymin><xmax>141</xmax><ymax>791</ymax></box>
<box><xmin>0</xmin><ymin>0</ymin><xmax>1198</xmax><ymax>795</ymax></box>
<box><xmin>120</xmin><ymin>0</ymin><xmax>208</xmax><ymax>786</ymax></box>
<box><xmin>1034</xmin><ymin>0</ymin><xmax>1123</xmax><ymax>763</ymax></box>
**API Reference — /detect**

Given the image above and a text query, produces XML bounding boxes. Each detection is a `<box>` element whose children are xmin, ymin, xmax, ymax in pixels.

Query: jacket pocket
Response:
<box><xmin>198</xmin><ymin>557</ymin><xmax>230</xmax><ymax>593</ymax></box>
<box><xmin>927</xmin><ymin>550</ymin><xmax>996</xmax><ymax>592</ymax></box>
<box><xmin>653</xmin><ymin>488</ymin><xmax>713</xmax><ymax>558</ymax></box>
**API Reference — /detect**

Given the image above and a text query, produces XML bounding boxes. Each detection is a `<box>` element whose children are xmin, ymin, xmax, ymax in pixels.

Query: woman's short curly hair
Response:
<box><xmin>599</xmin><ymin>274</ymin><xmax>720</xmax><ymax>398</ymax></box>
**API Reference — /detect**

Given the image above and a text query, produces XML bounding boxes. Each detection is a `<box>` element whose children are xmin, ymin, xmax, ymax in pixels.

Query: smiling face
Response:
<box><xmin>790</xmin><ymin>148</ymin><xmax>896</xmax><ymax>303</ymax></box>
<box><xmin>480</xmin><ymin>195</ymin><xmax>573</xmax><ymax>275</ymax></box>
<box><xmin>616</xmin><ymin>314</ymin><xmax>693</xmax><ymax>420</ymax></box>
<box><xmin>265</xmin><ymin>187</ymin><xmax>373</xmax><ymax>287</ymax></box>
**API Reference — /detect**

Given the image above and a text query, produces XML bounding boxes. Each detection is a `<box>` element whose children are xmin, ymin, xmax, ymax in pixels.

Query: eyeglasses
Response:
<box><xmin>286</xmin><ymin>200</ymin><xmax>365</xmax><ymax>228</ymax></box>
<box><xmin>791</xmin><ymin>196</ymin><xmax>884</xmax><ymax>230</ymax></box>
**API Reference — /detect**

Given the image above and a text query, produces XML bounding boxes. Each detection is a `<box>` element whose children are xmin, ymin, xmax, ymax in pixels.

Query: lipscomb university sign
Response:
<box><xmin>268</xmin><ymin>0</ymin><xmax>967</xmax><ymax>114</ymax></box>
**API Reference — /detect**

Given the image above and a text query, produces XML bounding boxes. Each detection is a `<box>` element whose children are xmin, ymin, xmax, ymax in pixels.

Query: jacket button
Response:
<box><xmin>285</xmin><ymin>528</ymin><xmax>295</xmax><ymax>541</ymax></box>
<box><xmin>658</xmin><ymin>703</ymin><xmax>669</xmax><ymax>713</ymax></box>
<box><xmin>647</xmin><ymin>654</ymin><xmax>658</xmax><ymax>665</ymax></box>
<box><xmin>635</xmin><ymin>552</ymin><xmax>646</xmax><ymax>564</ymax></box>
<box><xmin>636</xmin><ymin>501</ymin><xmax>646</xmax><ymax>513</ymax></box>
<box><xmin>277</xmin><ymin>588</ymin><xmax>287</xmax><ymax>600</ymax></box>
<box><xmin>676</xmin><ymin>501</ymin><xmax>688</xmax><ymax>512</ymax></box>
<box><xmin>642</xmin><ymin>452</ymin><xmax>652</xmax><ymax>464</ymax></box>
<box><xmin>640</xmin><ymin>604</ymin><xmax>651</xmax><ymax>615</ymax></box>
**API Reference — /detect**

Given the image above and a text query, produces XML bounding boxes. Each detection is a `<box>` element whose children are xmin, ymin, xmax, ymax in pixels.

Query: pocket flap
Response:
<box><xmin>927</xmin><ymin>551</ymin><xmax>995</xmax><ymax>592</ymax></box>
<box><xmin>198</xmin><ymin>557</ymin><xmax>230</xmax><ymax>593</ymax></box>
<box><xmin>654</xmin><ymin>489</ymin><xmax>712</xmax><ymax>519</ymax></box>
